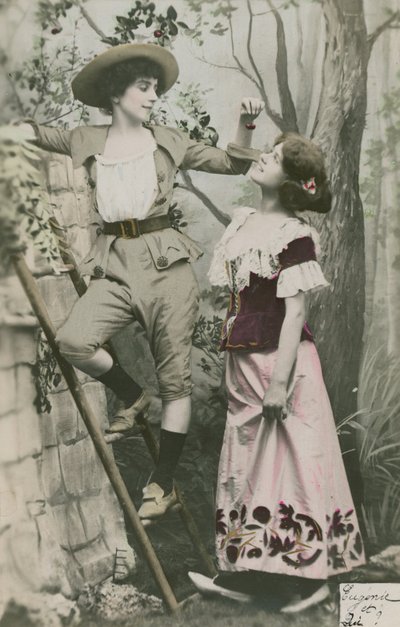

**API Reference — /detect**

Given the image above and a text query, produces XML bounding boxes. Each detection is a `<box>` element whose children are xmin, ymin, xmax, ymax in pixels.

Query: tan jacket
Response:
<box><xmin>29</xmin><ymin>121</ymin><xmax>259</xmax><ymax>276</ymax></box>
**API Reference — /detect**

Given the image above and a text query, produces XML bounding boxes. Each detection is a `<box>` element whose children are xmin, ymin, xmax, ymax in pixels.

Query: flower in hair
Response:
<box><xmin>301</xmin><ymin>176</ymin><xmax>316</xmax><ymax>195</ymax></box>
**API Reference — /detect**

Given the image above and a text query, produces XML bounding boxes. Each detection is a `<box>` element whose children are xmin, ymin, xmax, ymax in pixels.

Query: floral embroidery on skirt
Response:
<box><xmin>216</xmin><ymin>341</ymin><xmax>366</xmax><ymax>579</ymax></box>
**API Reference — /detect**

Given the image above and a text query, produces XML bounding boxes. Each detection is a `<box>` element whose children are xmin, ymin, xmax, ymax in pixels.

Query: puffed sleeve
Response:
<box><xmin>18</xmin><ymin>118</ymin><xmax>72</xmax><ymax>156</ymax></box>
<box><xmin>276</xmin><ymin>236</ymin><xmax>329</xmax><ymax>298</ymax></box>
<box><xmin>180</xmin><ymin>135</ymin><xmax>261</xmax><ymax>175</ymax></box>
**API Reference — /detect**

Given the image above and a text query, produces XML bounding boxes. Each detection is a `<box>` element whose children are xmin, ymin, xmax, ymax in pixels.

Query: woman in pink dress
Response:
<box><xmin>189</xmin><ymin>133</ymin><xmax>366</xmax><ymax>612</ymax></box>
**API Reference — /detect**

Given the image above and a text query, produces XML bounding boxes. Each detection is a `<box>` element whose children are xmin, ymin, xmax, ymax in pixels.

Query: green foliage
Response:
<box><xmin>183</xmin><ymin>0</ymin><xmax>236</xmax><ymax>45</ymax></box>
<box><xmin>192</xmin><ymin>313</ymin><xmax>224</xmax><ymax>379</ymax></box>
<box><xmin>10</xmin><ymin>31</ymin><xmax>89</xmax><ymax>126</ymax></box>
<box><xmin>104</xmin><ymin>2</ymin><xmax>190</xmax><ymax>47</ymax></box>
<box><xmin>32</xmin><ymin>330</ymin><xmax>61</xmax><ymax>413</ymax></box>
<box><xmin>0</xmin><ymin>124</ymin><xmax>62</xmax><ymax>273</ymax></box>
<box><xmin>36</xmin><ymin>0</ymin><xmax>79</xmax><ymax>30</ymax></box>
<box><xmin>151</xmin><ymin>82</ymin><xmax>219</xmax><ymax>146</ymax></box>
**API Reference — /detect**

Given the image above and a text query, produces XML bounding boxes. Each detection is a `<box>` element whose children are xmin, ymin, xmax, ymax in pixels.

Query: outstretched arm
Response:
<box><xmin>262</xmin><ymin>292</ymin><xmax>306</xmax><ymax>421</ymax></box>
<box><xmin>180</xmin><ymin>97</ymin><xmax>263</xmax><ymax>174</ymax></box>
<box><xmin>10</xmin><ymin>118</ymin><xmax>72</xmax><ymax>156</ymax></box>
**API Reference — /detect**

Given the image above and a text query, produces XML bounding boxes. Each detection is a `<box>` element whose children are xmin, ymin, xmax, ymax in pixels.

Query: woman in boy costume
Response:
<box><xmin>23</xmin><ymin>43</ymin><xmax>263</xmax><ymax>521</ymax></box>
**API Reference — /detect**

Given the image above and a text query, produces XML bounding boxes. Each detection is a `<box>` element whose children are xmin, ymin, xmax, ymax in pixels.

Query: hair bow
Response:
<box><xmin>301</xmin><ymin>176</ymin><xmax>316</xmax><ymax>194</ymax></box>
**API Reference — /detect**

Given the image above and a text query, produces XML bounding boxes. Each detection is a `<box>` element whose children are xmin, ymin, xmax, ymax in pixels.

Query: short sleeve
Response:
<box><xmin>276</xmin><ymin>236</ymin><xmax>329</xmax><ymax>298</ymax></box>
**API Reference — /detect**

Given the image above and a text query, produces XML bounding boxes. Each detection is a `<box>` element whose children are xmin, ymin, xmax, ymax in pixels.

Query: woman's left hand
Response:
<box><xmin>240</xmin><ymin>97</ymin><xmax>264</xmax><ymax>123</ymax></box>
<box><xmin>262</xmin><ymin>383</ymin><xmax>288</xmax><ymax>422</ymax></box>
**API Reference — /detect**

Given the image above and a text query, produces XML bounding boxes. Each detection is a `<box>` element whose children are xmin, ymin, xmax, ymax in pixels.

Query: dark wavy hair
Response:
<box><xmin>98</xmin><ymin>58</ymin><xmax>165</xmax><ymax>115</ymax></box>
<box><xmin>273</xmin><ymin>132</ymin><xmax>332</xmax><ymax>214</ymax></box>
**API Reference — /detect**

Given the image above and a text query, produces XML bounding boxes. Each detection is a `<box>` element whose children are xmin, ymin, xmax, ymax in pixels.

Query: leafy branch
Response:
<box><xmin>0</xmin><ymin>124</ymin><xmax>62</xmax><ymax>274</ymax></box>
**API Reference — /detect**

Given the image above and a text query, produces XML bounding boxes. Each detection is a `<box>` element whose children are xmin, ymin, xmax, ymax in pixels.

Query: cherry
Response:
<box><xmin>154</xmin><ymin>30</ymin><xmax>163</xmax><ymax>38</ymax></box>
<box><xmin>245</xmin><ymin>123</ymin><xmax>256</xmax><ymax>130</ymax></box>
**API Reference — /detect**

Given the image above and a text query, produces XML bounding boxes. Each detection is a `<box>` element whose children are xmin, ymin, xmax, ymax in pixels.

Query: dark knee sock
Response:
<box><xmin>150</xmin><ymin>429</ymin><xmax>187</xmax><ymax>494</ymax></box>
<box><xmin>95</xmin><ymin>362</ymin><xmax>142</xmax><ymax>408</ymax></box>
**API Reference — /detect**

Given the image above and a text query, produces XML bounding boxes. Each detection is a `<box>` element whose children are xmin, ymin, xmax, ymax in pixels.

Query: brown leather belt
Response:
<box><xmin>103</xmin><ymin>214</ymin><xmax>171</xmax><ymax>238</ymax></box>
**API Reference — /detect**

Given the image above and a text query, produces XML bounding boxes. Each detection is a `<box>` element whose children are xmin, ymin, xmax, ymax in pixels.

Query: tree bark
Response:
<box><xmin>310</xmin><ymin>0</ymin><xmax>368</xmax><ymax>421</ymax></box>
<box><xmin>307</xmin><ymin>0</ymin><xmax>370</xmax><ymax>512</ymax></box>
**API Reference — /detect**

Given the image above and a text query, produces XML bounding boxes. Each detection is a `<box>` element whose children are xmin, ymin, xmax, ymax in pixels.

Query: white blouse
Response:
<box><xmin>208</xmin><ymin>206</ymin><xmax>330</xmax><ymax>298</ymax></box>
<box><xmin>95</xmin><ymin>139</ymin><xmax>158</xmax><ymax>222</ymax></box>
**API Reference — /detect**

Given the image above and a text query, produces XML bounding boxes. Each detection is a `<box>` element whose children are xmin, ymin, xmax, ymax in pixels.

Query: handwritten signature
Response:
<box><xmin>340</xmin><ymin>584</ymin><xmax>400</xmax><ymax>627</ymax></box>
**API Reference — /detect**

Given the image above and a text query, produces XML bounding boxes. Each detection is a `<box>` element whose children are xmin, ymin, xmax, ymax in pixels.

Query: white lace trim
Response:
<box><xmin>208</xmin><ymin>207</ymin><xmax>324</xmax><ymax>293</ymax></box>
<box><xmin>276</xmin><ymin>260</ymin><xmax>330</xmax><ymax>298</ymax></box>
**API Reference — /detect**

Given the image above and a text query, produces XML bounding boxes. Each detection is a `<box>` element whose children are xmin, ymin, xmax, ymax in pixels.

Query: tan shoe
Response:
<box><xmin>105</xmin><ymin>390</ymin><xmax>150</xmax><ymax>434</ymax></box>
<box><xmin>138</xmin><ymin>482</ymin><xmax>178</xmax><ymax>520</ymax></box>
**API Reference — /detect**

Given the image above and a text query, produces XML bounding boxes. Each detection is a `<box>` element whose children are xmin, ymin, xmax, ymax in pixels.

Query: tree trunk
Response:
<box><xmin>309</xmin><ymin>0</ymin><xmax>369</xmax><ymax>511</ymax></box>
<box><xmin>310</xmin><ymin>0</ymin><xmax>368</xmax><ymax>421</ymax></box>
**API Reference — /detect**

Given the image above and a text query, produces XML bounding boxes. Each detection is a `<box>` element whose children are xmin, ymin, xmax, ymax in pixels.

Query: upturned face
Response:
<box><xmin>115</xmin><ymin>76</ymin><xmax>159</xmax><ymax>122</ymax></box>
<box><xmin>249</xmin><ymin>142</ymin><xmax>288</xmax><ymax>189</ymax></box>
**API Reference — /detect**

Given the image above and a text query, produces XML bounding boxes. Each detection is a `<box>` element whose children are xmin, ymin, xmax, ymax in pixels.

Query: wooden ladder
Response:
<box><xmin>10</xmin><ymin>218</ymin><xmax>216</xmax><ymax>612</ymax></box>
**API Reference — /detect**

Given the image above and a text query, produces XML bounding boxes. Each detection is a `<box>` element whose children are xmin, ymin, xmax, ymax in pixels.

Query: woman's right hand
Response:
<box><xmin>262</xmin><ymin>382</ymin><xmax>288</xmax><ymax>422</ymax></box>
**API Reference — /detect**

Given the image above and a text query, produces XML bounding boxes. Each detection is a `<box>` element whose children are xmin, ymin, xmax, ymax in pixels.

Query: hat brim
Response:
<box><xmin>71</xmin><ymin>43</ymin><xmax>179</xmax><ymax>108</ymax></box>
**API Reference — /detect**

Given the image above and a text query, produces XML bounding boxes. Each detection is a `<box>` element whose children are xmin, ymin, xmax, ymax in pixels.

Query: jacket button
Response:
<box><xmin>157</xmin><ymin>256</ymin><xmax>168</xmax><ymax>268</ymax></box>
<box><xmin>96</xmin><ymin>227</ymin><xmax>103</xmax><ymax>236</ymax></box>
<box><xmin>93</xmin><ymin>265</ymin><xmax>104</xmax><ymax>277</ymax></box>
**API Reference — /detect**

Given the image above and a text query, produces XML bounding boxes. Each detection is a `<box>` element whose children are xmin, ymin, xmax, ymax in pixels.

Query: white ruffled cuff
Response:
<box><xmin>276</xmin><ymin>260</ymin><xmax>330</xmax><ymax>298</ymax></box>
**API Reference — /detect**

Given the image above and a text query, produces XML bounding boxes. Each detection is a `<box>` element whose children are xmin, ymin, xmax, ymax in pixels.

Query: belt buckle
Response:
<box><xmin>121</xmin><ymin>219</ymin><xmax>140</xmax><ymax>238</ymax></box>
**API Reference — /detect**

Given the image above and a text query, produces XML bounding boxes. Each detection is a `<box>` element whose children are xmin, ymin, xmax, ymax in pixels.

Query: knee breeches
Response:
<box><xmin>56</xmin><ymin>236</ymin><xmax>200</xmax><ymax>400</ymax></box>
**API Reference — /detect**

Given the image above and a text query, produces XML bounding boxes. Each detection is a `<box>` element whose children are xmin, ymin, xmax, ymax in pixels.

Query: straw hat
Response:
<box><xmin>71</xmin><ymin>43</ymin><xmax>179</xmax><ymax>108</ymax></box>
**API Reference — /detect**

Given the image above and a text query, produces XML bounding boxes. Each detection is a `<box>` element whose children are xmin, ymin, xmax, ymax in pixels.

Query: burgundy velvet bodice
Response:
<box><xmin>220</xmin><ymin>237</ymin><xmax>316</xmax><ymax>352</ymax></box>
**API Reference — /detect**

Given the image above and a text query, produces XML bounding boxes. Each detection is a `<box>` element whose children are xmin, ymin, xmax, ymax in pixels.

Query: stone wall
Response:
<box><xmin>0</xmin><ymin>152</ymin><xmax>135</xmax><ymax>614</ymax></box>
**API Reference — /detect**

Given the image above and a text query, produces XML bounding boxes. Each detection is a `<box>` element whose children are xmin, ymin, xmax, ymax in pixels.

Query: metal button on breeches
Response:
<box><xmin>93</xmin><ymin>265</ymin><xmax>105</xmax><ymax>277</ymax></box>
<box><xmin>157</xmin><ymin>256</ymin><xmax>168</xmax><ymax>268</ymax></box>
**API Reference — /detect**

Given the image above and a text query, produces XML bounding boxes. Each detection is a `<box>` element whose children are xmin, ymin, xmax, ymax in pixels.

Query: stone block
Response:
<box><xmin>0</xmin><ymin>329</ymin><xmax>16</xmax><ymax>370</ymax></box>
<box><xmin>15</xmin><ymin>364</ymin><xmax>36</xmax><ymax>412</ymax></box>
<box><xmin>65</xmin><ymin>225</ymin><xmax>92</xmax><ymax>261</ymax></box>
<box><xmin>16</xmin><ymin>403</ymin><xmax>42</xmax><ymax>460</ymax></box>
<box><xmin>39</xmin><ymin>409</ymin><xmax>57</xmax><ymax>447</ymax></box>
<box><xmin>50</xmin><ymin>189</ymin><xmax>79</xmax><ymax>224</ymax></box>
<box><xmin>73</xmin><ymin>537</ymin><xmax>114</xmax><ymax>585</ymax></box>
<box><xmin>13</xmin><ymin>457</ymin><xmax>43</xmax><ymax>511</ymax></box>
<box><xmin>58</xmin><ymin>437</ymin><xmax>105</xmax><ymax>498</ymax></box>
<box><xmin>79</xmin><ymin>381</ymin><xmax>109</xmax><ymax>432</ymax></box>
<box><xmin>51</xmin><ymin>498</ymin><xmax>102</xmax><ymax>550</ymax></box>
<box><xmin>45</xmin><ymin>154</ymin><xmax>74</xmax><ymax>193</ymax></box>
<box><xmin>46</xmin><ymin>389</ymin><xmax>80</xmax><ymax>445</ymax></box>
<box><xmin>99</xmin><ymin>485</ymin><xmax>136</xmax><ymax>575</ymax></box>
<box><xmin>0</xmin><ymin>327</ymin><xmax>37</xmax><ymax>369</ymax></box>
<box><xmin>0</xmin><ymin>275</ymin><xmax>33</xmax><ymax>318</ymax></box>
<box><xmin>37</xmin><ymin>276</ymin><xmax>79</xmax><ymax>328</ymax></box>
<box><xmin>6</xmin><ymin>518</ymin><xmax>43</xmax><ymax>590</ymax></box>
<box><xmin>40</xmin><ymin>445</ymin><xmax>66</xmax><ymax>506</ymax></box>
<box><xmin>0</xmin><ymin>412</ymin><xmax>19</xmax><ymax>464</ymax></box>
<box><xmin>78</xmin><ymin>494</ymin><xmax>111</xmax><ymax>545</ymax></box>
<box><xmin>0</xmin><ymin>367</ymin><xmax>17</xmax><ymax>417</ymax></box>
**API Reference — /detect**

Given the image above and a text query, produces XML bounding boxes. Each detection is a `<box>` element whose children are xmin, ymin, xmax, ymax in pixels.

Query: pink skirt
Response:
<box><xmin>216</xmin><ymin>340</ymin><xmax>366</xmax><ymax>580</ymax></box>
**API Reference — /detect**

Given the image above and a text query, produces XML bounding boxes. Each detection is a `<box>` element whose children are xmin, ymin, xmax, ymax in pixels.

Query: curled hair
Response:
<box><xmin>274</xmin><ymin>132</ymin><xmax>332</xmax><ymax>214</ymax></box>
<box><xmin>98</xmin><ymin>58</ymin><xmax>165</xmax><ymax>115</ymax></box>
